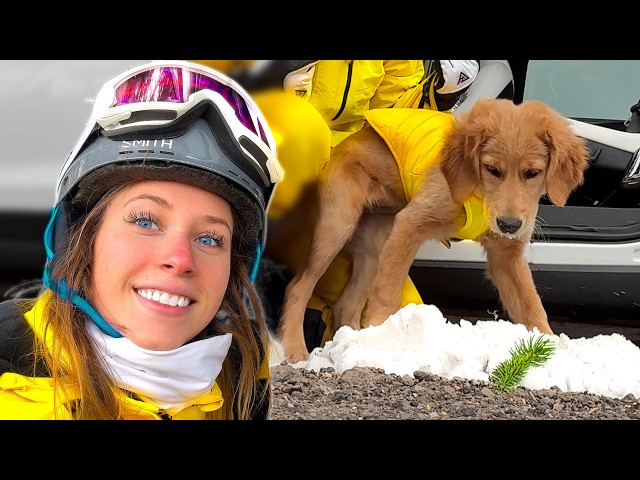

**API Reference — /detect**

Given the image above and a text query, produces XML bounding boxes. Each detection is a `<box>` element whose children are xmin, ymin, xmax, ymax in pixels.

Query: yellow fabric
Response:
<box><xmin>297</xmin><ymin>60</ymin><xmax>425</xmax><ymax>147</ymax></box>
<box><xmin>0</xmin><ymin>373</ymin><xmax>74</xmax><ymax>420</ymax></box>
<box><xmin>0</xmin><ymin>293</ymin><xmax>227</xmax><ymax>420</ymax></box>
<box><xmin>364</xmin><ymin>108</ymin><xmax>489</xmax><ymax>241</ymax></box>
<box><xmin>254</xmin><ymin>90</ymin><xmax>332</xmax><ymax>220</ymax></box>
<box><xmin>364</xmin><ymin>108</ymin><xmax>455</xmax><ymax>201</ymax></box>
<box><xmin>368</xmin><ymin>60</ymin><xmax>427</xmax><ymax>110</ymax></box>
<box><xmin>457</xmin><ymin>193</ymin><xmax>489</xmax><ymax>241</ymax></box>
<box><xmin>0</xmin><ymin>370</ymin><xmax>224</xmax><ymax>420</ymax></box>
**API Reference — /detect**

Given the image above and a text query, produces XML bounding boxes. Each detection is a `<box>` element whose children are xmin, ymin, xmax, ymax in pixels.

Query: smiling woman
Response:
<box><xmin>0</xmin><ymin>61</ymin><xmax>283</xmax><ymax>420</ymax></box>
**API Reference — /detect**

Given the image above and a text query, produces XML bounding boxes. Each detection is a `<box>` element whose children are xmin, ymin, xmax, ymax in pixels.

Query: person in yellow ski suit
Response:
<box><xmin>195</xmin><ymin>60</ymin><xmax>478</xmax><ymax>351</ymax></box>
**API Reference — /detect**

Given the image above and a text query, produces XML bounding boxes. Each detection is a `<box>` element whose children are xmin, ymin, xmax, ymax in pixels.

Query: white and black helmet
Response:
<box><xmin>47</xmin><ymin>60</ymin><xmax>284</xmax><ymax>276</ymax></box>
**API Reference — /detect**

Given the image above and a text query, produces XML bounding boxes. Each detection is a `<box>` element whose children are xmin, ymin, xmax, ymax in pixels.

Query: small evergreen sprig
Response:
<box><xmin>490</xmin><ymin>335</ymin><xmax>556</xmax><ymax>391</ymax></box>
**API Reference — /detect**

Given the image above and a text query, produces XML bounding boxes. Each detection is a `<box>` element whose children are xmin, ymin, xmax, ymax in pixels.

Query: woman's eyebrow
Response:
<box><xmin>124</xmin><ymin>193</ymin><xmax>171</xmax><ymax>208</ymax></box>
<box><xmin>203</xmin><ymin>215</ymin><xmax>232</xmax><ymax>232</ymax></box>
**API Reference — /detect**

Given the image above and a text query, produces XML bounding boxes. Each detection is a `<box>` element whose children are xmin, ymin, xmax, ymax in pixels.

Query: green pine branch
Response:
<box><xmin>489</xmin><ymin>335</ymin><xmax>556</xmax><ymax>391</ymax></box>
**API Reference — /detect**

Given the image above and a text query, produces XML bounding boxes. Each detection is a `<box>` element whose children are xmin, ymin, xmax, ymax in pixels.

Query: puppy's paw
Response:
<box><xmin>360</xmin><ymin>312</ymin><xmax>387</xmax><ymax>328</ymax></box>
<box><xmin>518</xmin><ymin>316</ymin><xmax>554</xmax><ymax>336</ymax></box>
<box><xmin>286</xmin><ymin>350</ymin><xmax>310</xmax><ymax>364</ymax></box>
<box><xmin>360</xmin><ymin>301</ymin><xmax>397</xmax><ymax>328</ymax></box>
<box><xmin>283</xmin><ymin>343</ymin><xmax>310</xmax><ymax>364</ymax></box>
<box><xmin>533</xmin><ymin>323</ymin><xmax>554</xmax><ymax>336</ymax></box>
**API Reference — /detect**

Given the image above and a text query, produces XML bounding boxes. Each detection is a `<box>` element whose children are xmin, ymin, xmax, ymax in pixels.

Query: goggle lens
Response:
<box><xmin>113</xmin><ymin>66</ymin><xmax>269</xmax><ymax>144</ymax></box>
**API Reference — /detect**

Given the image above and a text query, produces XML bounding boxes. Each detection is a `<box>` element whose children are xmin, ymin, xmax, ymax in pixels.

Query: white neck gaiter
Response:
<box><xmin>86</xmin><ymin>320</ymin><xmax>232</xmax><ymax>413</ymax></box>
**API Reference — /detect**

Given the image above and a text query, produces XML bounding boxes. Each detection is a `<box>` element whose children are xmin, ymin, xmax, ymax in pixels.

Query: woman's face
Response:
<box><xmin>91</xmin><ymin>180</ymin><xmax>233</xmax><ymax>350</ymax></box>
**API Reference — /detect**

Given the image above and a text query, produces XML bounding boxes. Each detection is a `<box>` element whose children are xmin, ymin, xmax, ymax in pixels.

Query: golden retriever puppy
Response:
<box><xmin>278</xmin><ymin>99</ymin><xmax>590</xmax><ymax>363</ymax></box>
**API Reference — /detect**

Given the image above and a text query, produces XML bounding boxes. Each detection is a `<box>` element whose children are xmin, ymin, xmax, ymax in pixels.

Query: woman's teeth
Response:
<box><xmin>136</xmin><ymin>289</ymin><xmax>191</xmax><ymax>307</ymax></box>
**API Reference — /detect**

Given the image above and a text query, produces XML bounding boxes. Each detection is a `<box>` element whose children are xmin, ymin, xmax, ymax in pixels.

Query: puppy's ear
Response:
<box><xmin>526</xmin><ymin>101</ymin><xmax>590</xmax><ymax>206</ymax></box>
<box><xmin>440</xmin><ymin>101</ymin><xmax>492</xmax><ymax>203</ymax></box>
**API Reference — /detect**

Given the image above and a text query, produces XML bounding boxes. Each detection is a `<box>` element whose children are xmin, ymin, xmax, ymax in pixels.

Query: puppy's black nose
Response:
<box><xmin>497</xmin><ymin>217</ymin><xmax>522</xmax><ymax>234</ymax></box>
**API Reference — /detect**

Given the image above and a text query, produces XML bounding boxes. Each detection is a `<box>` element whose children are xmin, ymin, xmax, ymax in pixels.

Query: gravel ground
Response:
<box><xmin>266</xmin><ymin>311</ymin><xmax>640</xmax><ymax>421</ymax></box>
<box><xmin>267</xmin><ymin>365</ymin><xmax>640</xmax><ymax>420</ymax></box>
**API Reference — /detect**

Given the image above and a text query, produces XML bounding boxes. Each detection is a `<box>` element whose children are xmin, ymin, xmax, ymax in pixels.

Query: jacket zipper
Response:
<box><xmin>128</xmin><ymin>390</ymin><xmax>173</xmax><ymax>419</ymax></box>
<box><xmin>156</xmin><ymin>409</ymin><xmax>173</xmax><ymax>420</ymax></box>
<box><xmin>331</xmin><ymin>61</ymin><xmax>353</xmax><ymax>121</ymax></box>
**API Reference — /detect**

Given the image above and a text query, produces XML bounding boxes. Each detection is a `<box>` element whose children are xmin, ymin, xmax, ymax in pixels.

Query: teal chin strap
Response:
<box><xmin>249</xmin><ymin>242</ymin><xmax>264</xmax><ymax>283</ymax></box>
<box><xmin>42</xmin><ymin>204</ymin><xmax>123</xmax><ymax>338</ymax></box>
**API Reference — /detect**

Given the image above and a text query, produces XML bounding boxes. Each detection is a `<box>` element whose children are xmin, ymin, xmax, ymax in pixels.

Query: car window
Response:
<box><xmin>523</xmin><ymin>60</ymin><xmax>640</xmax><ymax>122</ymax></box>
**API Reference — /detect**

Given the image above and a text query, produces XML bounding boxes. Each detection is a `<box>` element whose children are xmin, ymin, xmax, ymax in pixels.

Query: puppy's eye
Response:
<box><xmin>485</xmin><ymin>165</ymin><xmax>501</xmax><ymax>178</ymax></box>
<box><xmin>524</xmin><ymin>169</ymin><xmax>540</xmax><ymax>179</ymax></box>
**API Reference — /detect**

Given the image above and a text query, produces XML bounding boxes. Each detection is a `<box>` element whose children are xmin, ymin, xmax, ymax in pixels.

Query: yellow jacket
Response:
<box><xmin>364</xmin><ymin>108</ymin><xmax>489</xmax><ymax>241</ymax></box>
<box><xmin>0</xmin><ymin>372</ymin><xmax>225</xmax><ymax>420</ymax></box>
<box><xmin>0</xmin><ymin>293</ymin><xmax>267</xmax><ymax>420</ymax></box>
<box><xmin>285</xmin><ymin>60</ymin><xmax>426</xmax><ymax>147</ymax></box>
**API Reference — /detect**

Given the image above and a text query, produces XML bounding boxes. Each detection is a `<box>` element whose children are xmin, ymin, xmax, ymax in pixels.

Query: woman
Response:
<box><xmin>0</xmin><ymin>61</ymin><xmax>283</xmax><ymax>419</ymax></box>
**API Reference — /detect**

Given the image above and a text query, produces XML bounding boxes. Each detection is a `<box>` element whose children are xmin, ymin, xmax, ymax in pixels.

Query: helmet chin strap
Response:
<box><xmin>42</xmin><ymin>204</ymin><xmax>123</xmax><ymax>338</ymax></box>
<box><xmin>250</xmin><ymin>242</ymin><xmax>264</xmax><ymax>283</ymax></box>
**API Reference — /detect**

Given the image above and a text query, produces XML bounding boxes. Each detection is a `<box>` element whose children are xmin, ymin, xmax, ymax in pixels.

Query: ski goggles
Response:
<box><xmin>60</xmin><ymin>61</ymin><xmax>283</xmax><ymax>197</ymax></box>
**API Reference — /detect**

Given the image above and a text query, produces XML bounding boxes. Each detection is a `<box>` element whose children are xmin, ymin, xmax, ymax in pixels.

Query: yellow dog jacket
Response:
<box><xmin>364</xmin><ymin>108</ymin><xmax>488</xmax><ymax>241</ymax></box>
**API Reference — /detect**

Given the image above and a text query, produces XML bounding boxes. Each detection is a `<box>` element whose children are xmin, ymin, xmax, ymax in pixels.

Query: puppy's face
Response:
<box><xmin>475</xmin><ymin>124</ymin><xmax>550</xmax><ymax>239</ymax></box>
<box><xmin>440</xmin><ymin>99</ymin><xmax>590</xmax><ymax>241</ymax></box>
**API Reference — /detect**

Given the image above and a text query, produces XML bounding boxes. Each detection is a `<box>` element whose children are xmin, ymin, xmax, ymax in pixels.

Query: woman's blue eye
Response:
<box><xmin>196</xmin><ymin>233</ymin><xmax>224</xmax><ymax>247</ymax></box>
<box><xmin>136</xmin><ymin>218</ymin><xmax>156</xmax><ymax>229</ymax></box>
<box><xmin>127</xmin><ymin>211</ymin><xmax>159</xmax><ymax>230</ymax></box>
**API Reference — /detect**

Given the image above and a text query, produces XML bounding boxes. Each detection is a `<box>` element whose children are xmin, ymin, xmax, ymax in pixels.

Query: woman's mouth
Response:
<box><xmin>136</xmin><ymin>289</ymin><xmax>192</xmax><ymax>307</ymax></box>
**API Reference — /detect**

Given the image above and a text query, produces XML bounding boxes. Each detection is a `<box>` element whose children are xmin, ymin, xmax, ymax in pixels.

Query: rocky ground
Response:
<box><xmin>266</xmin><ymin>309</ymin><xmax>640</xmax><ymax>421</ymax></box>
<box><xmin>267</xmin><ymin>364</ymin><xmax>640</xmax><ymax>420</ymax></box>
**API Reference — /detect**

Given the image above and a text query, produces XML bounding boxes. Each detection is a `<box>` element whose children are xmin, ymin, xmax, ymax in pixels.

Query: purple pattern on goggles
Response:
<box><xmin>113</xmin><ymin>67</ymin><xmax>268</xmax><ymax>144</ymax></box>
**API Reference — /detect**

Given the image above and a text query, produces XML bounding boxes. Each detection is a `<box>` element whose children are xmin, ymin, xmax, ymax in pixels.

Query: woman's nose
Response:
<box><xmin>159</xmin><ymin>233</ymin><xmax>195</xmax><ymax>274</ymax></box>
